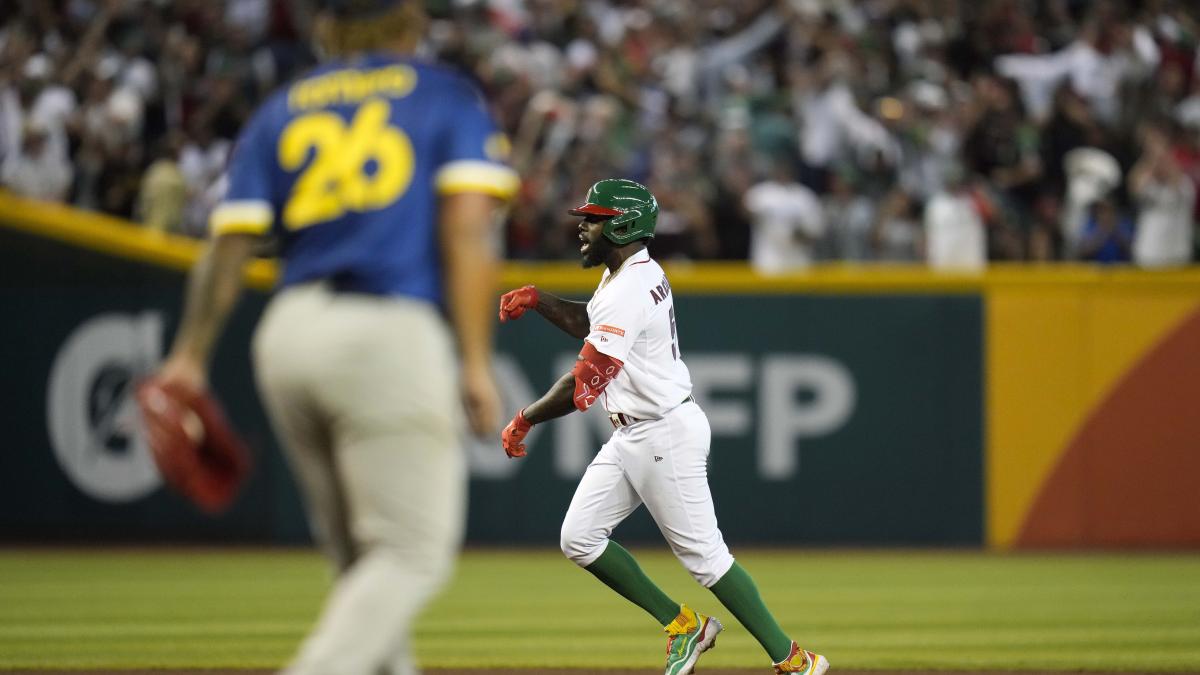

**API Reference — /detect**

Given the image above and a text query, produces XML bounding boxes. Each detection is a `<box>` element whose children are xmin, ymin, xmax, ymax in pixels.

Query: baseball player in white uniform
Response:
<box><xmin>498</xmin><ymin>179</ymin><xmax>830</xmax><ymax>675</ymax></box>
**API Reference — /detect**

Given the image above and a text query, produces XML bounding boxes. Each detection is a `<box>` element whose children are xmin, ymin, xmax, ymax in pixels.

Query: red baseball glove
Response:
<box><xmin>135</xmin><ymin>378</ymin><xmax>252</xmax><ymax>514</ymax></box>
<box><xmin>499</xmin><ymin>285</ymin><xmax>539</xmax><ymax>322</ymax></box>
<box><xmin>501</xmin><ymin>409</ymin><xmax>532</xmax><ymax>458</ymax></box>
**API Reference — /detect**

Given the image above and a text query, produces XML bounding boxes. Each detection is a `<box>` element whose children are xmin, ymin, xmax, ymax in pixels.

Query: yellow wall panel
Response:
<box><xmin>1083</xmin><ymin>293</ymin><xmax>1200</xmax><ymax>404</ymax></box>
<box><xmin>987</xmin><ymin>285</ymin><xmax>1200</xmax><ymax>549</ymax></box>
<box><xmin>986</xmin><ymin>289</ymin><xmax>1087</xmax><ymax>548</ymax></box>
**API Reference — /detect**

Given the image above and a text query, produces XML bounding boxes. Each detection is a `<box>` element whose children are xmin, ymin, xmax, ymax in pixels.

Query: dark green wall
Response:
<box><xmin>481</xmin><ymin>293</ymin><xmax>983</xmax><ymax>545</ymax></box>
<box><xmin>0</xmin><ymin>229</ymin><xmax>983</xmax><ymax>545</ymax></box>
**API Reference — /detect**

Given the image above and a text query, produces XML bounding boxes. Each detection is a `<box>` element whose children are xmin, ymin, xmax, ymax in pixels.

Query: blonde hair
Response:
<box><xmin>313</xmin><ymin>3</ymin><xmax>426</xmax><ymax>58</ymax></box>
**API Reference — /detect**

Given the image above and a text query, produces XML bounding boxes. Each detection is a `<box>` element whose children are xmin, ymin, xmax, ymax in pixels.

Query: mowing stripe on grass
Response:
<box><xmin>0</xmin><ymin>549</ymin><xmax>1197</xmax><ymax>671</ymax></box>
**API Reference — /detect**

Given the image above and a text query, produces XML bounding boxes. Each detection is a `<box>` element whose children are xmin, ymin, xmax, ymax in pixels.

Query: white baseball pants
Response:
<box><xmin>560</xmin><ymin>401</ymin><xmax>735</xmax><ymax>587</ymax></box>
<box><xmin>252</xmin><ymin>283</ymin><xmax>466</xmax><ymax>675</ymax></box>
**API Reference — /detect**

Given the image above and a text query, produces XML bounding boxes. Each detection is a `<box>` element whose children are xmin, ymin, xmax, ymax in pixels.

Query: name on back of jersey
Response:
<box><xmin>649</xmin><ymin>273</ymin><xmax>673</xmax><ymax>305</ymax></box>
<box><xmin>288</xmin><ymin>64</ymin><xmax>417</xmax><ymax>111</ymax></box>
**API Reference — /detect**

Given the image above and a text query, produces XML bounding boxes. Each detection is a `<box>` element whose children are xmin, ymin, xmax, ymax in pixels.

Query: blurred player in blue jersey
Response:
<box><xmin>152</xmin><ymin>1</ymin><xmax>518</xmax><ymax>673</ymax></box>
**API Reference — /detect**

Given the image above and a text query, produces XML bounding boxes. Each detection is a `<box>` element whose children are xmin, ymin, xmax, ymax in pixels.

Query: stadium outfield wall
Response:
<box><xmin>1</xmin><ymin>190</ymin><xmax>1196</xmax><ymax>549</ymax></box>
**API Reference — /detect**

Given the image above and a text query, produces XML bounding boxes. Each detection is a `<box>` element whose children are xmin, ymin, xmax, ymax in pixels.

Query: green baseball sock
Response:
<box><xmin>708</xmin><ymin>562</ymin><xmax>793</xmax><ymax>662</ymax></box>
<box><xmin>584</xmin><ymin>540</ymin><xmax>680</xmax><ymax>626</ymax></box>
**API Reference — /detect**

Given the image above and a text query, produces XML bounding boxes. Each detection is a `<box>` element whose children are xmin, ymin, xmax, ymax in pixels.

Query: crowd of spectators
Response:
<box><xmin>2</xmin><ymin>0</ymin><xmax>1199</xmax><ymax>270</ymax></box>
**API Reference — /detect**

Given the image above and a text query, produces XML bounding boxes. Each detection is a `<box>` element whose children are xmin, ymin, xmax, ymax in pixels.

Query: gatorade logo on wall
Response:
<box><xmin>46</xmin><ymin>312</ymin><xmax>164</xmax><ymax>502</ymax></box>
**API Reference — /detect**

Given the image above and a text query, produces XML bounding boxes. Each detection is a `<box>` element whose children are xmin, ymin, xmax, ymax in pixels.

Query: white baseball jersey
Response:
<box><xmin>584</xmin><ymin>248</ymin><xmax>692</xmax><ymax>419</ymax></box>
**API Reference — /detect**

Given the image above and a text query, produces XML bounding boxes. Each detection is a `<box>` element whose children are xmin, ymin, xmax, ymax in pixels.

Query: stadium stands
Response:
<box><xmin>1</xmin><ymin>0</ymin><xmax>1197</xmax><ymax>267</ymax></box>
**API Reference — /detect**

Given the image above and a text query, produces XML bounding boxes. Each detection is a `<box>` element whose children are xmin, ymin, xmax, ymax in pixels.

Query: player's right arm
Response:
<box><xmin>156</xmin><ymin>102</ymin><xmax>277</xmax><ymax>393</ymax></box>
<box><xmin>498</xmin><ymin>285</ymin><xmax>590</xmax><ymax>339</ymax></box>
<box><xmin>158</xmin><ymin>233</ymin><xmax>258</xmax><ymax>390</ymax></box>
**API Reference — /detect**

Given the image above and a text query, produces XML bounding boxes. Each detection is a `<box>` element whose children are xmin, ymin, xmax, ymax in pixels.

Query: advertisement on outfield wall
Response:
<box><xmin>6</xmin><ymin>206</ymin><xmax>1200</xmax><ymax>548</ymax></box>
<box><xmin>475</xmin><ymin>293</ymin><xmax>984</xmax><ymax>544</ymax></box>
<box><xmin>0</xmin><ymin>228</ymin><xmax>984</xmax><ymax>545</ymax></box>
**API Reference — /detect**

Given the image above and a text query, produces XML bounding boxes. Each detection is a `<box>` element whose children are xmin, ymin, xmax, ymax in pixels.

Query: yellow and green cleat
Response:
<box><xmin>663</xmin><ymin>605</ymin><xmax>723</xmax><ymax>675</ymax></box>
<box><xmin>773</xmin><ymin>641</ymin><xmax>830</xmax><ymax>675</ymax></box>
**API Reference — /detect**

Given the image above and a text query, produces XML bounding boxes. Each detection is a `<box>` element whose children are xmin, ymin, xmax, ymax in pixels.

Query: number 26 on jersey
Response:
<box><xmin>278</xmin><ymin>98</ymin><xmax>414</xmax><ymax>230</ymax></box>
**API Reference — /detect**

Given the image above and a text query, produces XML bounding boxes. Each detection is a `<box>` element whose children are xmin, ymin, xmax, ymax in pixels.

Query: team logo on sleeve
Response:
<box><xmin>485</xmin><ymin>133</ymin><xmax>512</xmax><ymax>161</ymax></box>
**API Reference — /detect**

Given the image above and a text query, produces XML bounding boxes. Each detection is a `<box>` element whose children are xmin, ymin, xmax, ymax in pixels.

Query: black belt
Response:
<box><xmin>609</xmin><ymin>395</ymin><xmax>695</xmax><ymax>430</ymax></box>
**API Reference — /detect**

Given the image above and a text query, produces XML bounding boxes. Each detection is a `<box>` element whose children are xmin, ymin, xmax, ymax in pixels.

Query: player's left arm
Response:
<box><xmin>442</xmin><ymin>192</ymin><xmax>506</xmax><ymax>436</ymax></box>
<box><xmin>526</xmin><ymin>340</ymin><xmax>624</xmax><ymax>422</ymax></box>
<box><xmin>500</xmin><ymin>371</ymin><xmax>571</xmax><ymax>459</ymax></box>
<box><xmin>501</xmin><ymin>342</ymin><xmax>624</xmax><ymax>458</ymax></box>
<box><xmin>435</xmin><ymin>74</ymin><xmax>521</xmax><ymax>437</ymax></box>
<box><xmin>523</xmin><ymin>372</ymin><xmax>577</xmax><ymax>424</ymax></box>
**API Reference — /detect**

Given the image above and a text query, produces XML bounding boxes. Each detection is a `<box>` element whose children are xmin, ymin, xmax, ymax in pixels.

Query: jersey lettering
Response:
<box><xmin>585</xmin><ymin>249</ymin><xmax>691</xmax><ymax>418</ymax></box>
<box><xmin>278</xmin><ymin>98</ymin><xmax>415</xmax><ymax>230</ymax></box>
<box><xmin>286</xmin><ymin>64</ymin><xmax>417</xmax><ymax>111</ymax></box>
<box><xmin>650</xmin><ymin>274</ymin><xmax>672</xmax><ymax>305</ymax></box>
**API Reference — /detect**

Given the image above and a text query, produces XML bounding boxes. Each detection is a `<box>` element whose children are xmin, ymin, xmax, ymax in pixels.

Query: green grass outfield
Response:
<box><xmin>0</xmin><ymin>548</ymin><xmax>1198</xmax><ymax>671</ymax></box>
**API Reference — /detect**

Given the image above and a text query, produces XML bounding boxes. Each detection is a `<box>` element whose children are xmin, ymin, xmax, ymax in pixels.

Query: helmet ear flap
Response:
<box><xmin>613</xmin><ymin>209</ymin><xmax>641</xmax><ymax>228</ymax></box>
<box><xmin>602</xmin><ymin>209</ymin><xmax>641</xmax><ymax>244</ymax></box>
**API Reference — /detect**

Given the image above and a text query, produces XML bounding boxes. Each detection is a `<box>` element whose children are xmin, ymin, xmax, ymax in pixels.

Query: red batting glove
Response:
<box><xmin>499</xmin><ymin>285</ymin><xmax>539</xmax><ymax>322</ymax></box>
<box><xmin>501</xmin><ymin>409</ymin><xmax>532</xmax><ymax>458</ymax></box>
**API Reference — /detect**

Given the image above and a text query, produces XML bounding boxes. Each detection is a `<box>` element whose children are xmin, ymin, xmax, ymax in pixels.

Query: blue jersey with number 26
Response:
<box><xmin>209</xmin><ymin>53</ymin><xmax>517</xmax><ymax>304</ymax></box>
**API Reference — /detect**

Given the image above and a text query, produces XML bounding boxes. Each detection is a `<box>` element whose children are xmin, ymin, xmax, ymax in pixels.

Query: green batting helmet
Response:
<box><xmin>568</xmin><ymin>178</ymin><xmax>658</xmax><ymax>245</ymax></box>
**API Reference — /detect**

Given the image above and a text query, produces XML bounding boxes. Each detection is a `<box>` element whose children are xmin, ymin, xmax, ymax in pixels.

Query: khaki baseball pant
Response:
<box><xmin>253</xmin><ymin>283</ymin><xmax>466</xmax><ymax>675</ymax></box>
